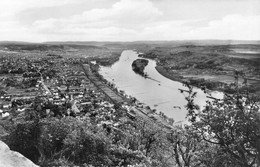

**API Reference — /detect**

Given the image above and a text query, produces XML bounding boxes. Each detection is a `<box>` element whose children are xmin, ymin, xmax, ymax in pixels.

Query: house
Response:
<box><xmin>3</xmin><ymin>104</ymin><xmax>11</xmax><ymax>109</ymax></box>
<box><xmin>1</xmin><ymin>112</ymin><xmax>10</xmax><ymax>118</ymax></box>
<box><xmin>59</xmin><ymin>85</ymin><xmax>67</xmax><ymax>93</ymax></box>
<box><xmin>17</xmin><ymin>108</ymin><xmax>26</xmax><ymax>112</ymax></box>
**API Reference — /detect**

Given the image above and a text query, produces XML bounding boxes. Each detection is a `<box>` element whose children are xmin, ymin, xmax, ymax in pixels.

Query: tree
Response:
<box><xmin>167</xmin><ymin>125</ymin><xmax>237</xmax><ymax>167</ymax></box>
<box><xmin>7</xmin><ymin>120</ymin><xmax>41</xmax><ymax>163</ymax></box>
<box><xmin>183</xmin><ymin>72</ymin><xmax>260</xmax><ymax>167</ymax></box>
<box><xmin>134</xmin><ymin>122</ymin><xmax>174</xmax><ymax>167</ymax></box>
<box><xmin>4</xmin><ymin>76</ymin><xmax>19</xmax><ymax>87</ymax></box>
<box><xmin>167</xmin><ymin>125</ymin><xmax>211</xmax><ymax>167</ymax></box>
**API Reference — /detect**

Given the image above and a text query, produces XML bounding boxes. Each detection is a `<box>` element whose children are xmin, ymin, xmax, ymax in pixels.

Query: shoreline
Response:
<box><xmin>154</xmin><ymin>64</ymin><xmax>225</xmax><ymax>93</ymax></box>
<box><xmin>155</xmin><ymin>65</ymin><xmax>184</xmax><ymax>83</ymax></box>
<box><xmin>91</xmin><ymin>63</ymin><xmax>177</xmax><ymax>127</ymax></box>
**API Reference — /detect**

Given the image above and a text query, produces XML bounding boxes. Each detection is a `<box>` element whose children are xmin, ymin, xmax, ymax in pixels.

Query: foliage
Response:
<box><xmin>130</xmin><ymin>122</ymin><xmax>174</xmax><ymax>167</ymax></box>
<box><xmin>183</xmin><ymin>71</ymin><xmax>260</xmax><ymax>167</ymax></box>
<box><xmin>166</xmin><ymin>125</ymin><xmax>220</xmax><ymax>167</ymax></box>
<box><xmin>6</xmin><ymin>119</ymin><xmax>41</xmax><ymax>162</ymax></box>
<box><xmin>3</xmin><ymin>62</ymin><xmax>259</xmax><ymax>167</ymax></box>
<box><xmin>62</xmin><ymin>125</ymin><xmax>112</xmax><ymax>166</ymax></box>
<box><xmin>3</xmin><ymin>76</ymin><xmax>19</xmax><ymax>87</ymax></box>
<box><xmin>2</xmin><ymin>114</ymin><xmax>152</xmax><ymax>166</ymax></box>
<box><xmin>38</xmin><ymin>117</ymin><xmax>78</xmax><ymax>162</ymax></box>
<box><xmin>109</xmin><ymin>145</ymin><xmax>148</xmax><ymax>166</ymax></box>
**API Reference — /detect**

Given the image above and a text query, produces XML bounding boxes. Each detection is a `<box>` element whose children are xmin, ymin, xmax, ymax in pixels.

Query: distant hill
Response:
<box><xmin>0</xmin><ymin>41</ymin><xmax>36</xmax><ymax>45</ymax></box>
<box><xmin>0</xmin><ymin>42</ymin><xmax>108</xmax><ymax>52</ymax></box>
<box><xmin>1</xmin><ymin>40</ymin><xmax>260</xmax><ymax>48</ymax></box>
<box><xmin>44</xmin><ymin>40</ymin><xmax>260</xmax><ymax>46</ymax></box>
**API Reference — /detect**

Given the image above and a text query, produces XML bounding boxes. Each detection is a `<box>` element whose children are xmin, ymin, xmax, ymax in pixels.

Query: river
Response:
<box><xmin>99</xmin><ymin>50</ymin><xmax>222</xmax><ymax>123</ymax></box>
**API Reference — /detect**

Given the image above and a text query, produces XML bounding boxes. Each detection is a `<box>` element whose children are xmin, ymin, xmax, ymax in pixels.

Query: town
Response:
<box><xmin>1</xmin><ymin>0</ymin><xmax>260</xmax><ymax>166</ymax></box>
<box><xmin>0</xmin><ymin>44</ymin><xmax>174</xmax><ymax>132</ymax></box>
<box><xmin>0</xmin><ymin>42</ymin><xmax>259</xmax><ymax>167</ymax></box>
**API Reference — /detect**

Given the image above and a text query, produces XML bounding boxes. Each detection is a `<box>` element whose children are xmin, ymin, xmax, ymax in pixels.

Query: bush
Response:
<box><xmin>62</xmin><ymin>126</ymin><xmax>112</xmax><ymax>166</ymax></box>
<box><xmin>39</xmin><ymin>117</ymin><xmax>75</xmax><ymax>160</ymax></box>
<box><xmin>7</xmin><ymin>120</ymin><xmax>41</xmax><ymax>163</ymax></box>
<box><xmin>182</xmin><ymin>72</ymin><xmax>260</xmax><ymax>166</ymax></box>
<box><xmin>109</xmin><ymin>146</ymin><xmax>148</xmax><ymax>166</ymax></box>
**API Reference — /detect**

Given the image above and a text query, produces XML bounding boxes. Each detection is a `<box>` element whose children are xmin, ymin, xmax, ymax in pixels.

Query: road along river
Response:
<box><xmin>99</xmin><ymin>50</ymin><xmax>222</xmax><ymax>123</ymax></box>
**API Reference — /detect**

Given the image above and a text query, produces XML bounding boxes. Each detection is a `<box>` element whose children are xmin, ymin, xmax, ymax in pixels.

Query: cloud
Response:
<box><xmin>187</xmin><ymin>15</ymin><xmax>260</xmax><ymax>40</ymax></box>
<box><xmin>32</xmin><ymin>0</ymin><xmax>162</xmax><ymax>32</ymax></box>
<box><xmin>0</xmin><ymin>0</ymin><xmax>84</xmax><ymax>17</ymax></box>
<box><xmin>0</xmin><ymin>0</ymin><xmax>259</xmax><ymax>41</ymax></box>
<box><xmin>24</xmin><ymin>0</ymin><xmax>163</xmax><ymax>41</ymax></box>
<box><xmin>122</xmin><ymin>14</ymin><xmax>260</xmax><ymax>41</ymax></box>
<box><xmin>0</xmin><ymin>0</ymin><xmax>162</xmax><ymax>41</ymax></box>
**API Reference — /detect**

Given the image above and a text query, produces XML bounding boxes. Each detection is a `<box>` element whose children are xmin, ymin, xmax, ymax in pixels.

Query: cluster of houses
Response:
<box><xmin>0</xmin><ymin>53</ymin><xmax>175</xmax><ymax>132</ymax></box>
<box><xmin>0</xmin><ymin>55</ymin><xmax>127</xmax><ymax>132</ymax></box>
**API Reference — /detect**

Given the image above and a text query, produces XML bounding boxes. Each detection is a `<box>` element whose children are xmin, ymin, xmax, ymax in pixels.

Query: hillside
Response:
<box><xmin>140</xmin><ymin>44</ymin><xmax>260</xmax><ymax>94</ymax></box>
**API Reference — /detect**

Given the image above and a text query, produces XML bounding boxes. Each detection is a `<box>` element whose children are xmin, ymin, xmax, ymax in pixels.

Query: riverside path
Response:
<box><xmin>80</xmin><ymin>63</ymin><xmax>173</xmax><ymax>132</ymax></box>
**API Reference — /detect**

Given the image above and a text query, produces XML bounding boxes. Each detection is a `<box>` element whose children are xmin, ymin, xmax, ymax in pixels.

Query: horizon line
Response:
<box><xmin>1</xmin><ymin>39</ymin><xmax>260</xmax><ymax>44</ymax></box>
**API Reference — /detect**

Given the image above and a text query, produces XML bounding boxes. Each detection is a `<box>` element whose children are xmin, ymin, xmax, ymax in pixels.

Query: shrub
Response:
<box><xmin>182</xmin><ymin>72</ymin><xmax>260</xmax><ymax>166</ymax></box>
<box><xmin>62</xmin><ymin>126</ymin><xmax>112</xmax><ymax>166</ymax></box>
<box><xmin>7</xmin><ymin>120</ymin><xmax>41</xmax><ymax>163</ymax></box>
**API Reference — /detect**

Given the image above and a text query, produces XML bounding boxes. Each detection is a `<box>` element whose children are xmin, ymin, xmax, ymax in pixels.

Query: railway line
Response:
<box><xmin>80</xmin><ymin>63</ymin><xmax>173</xmax><ymax>132</ymax></box>
<box><xmin>80</xmin><ymin>63</ymin><xmax>128</xmax><ymax>104</ymax></box>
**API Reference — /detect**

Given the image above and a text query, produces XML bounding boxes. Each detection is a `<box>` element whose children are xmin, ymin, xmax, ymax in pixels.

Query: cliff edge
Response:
<box><xmin>0</xmin><ymin>140</ymin><xmax>38</xmax><ymax>167</ymax></box>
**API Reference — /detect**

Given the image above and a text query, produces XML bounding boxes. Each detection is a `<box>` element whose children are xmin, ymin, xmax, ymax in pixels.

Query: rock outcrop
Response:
<box><xmin>0</xmin><ymin>140</ymin><xmax>39</xmax><ymax>167</ymax></box>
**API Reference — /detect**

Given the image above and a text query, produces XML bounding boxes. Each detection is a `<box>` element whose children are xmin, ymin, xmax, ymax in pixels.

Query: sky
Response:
<box><xmin>0</xmin><ymin>0</ymin><xmax>260</xmax><ymax>42</ymax></box>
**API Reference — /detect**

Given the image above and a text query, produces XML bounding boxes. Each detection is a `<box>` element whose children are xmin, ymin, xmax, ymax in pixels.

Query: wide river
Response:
<box><xmin>100</xmin><ymin>50</ymin><xmax>222</xmax><ymax>123</ymax></box>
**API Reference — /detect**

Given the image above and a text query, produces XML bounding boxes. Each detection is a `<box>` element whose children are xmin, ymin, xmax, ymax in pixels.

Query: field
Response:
<box><xmin>1</xmin><ymin>40</ymin><xmax>260</xmax><ymax>94</ymax></box>
<box><xmin>135</xmin><ymin>42</ymin><xmax>260</xmax><ymax>94</ymax></box>
<box><xmin>0</xmin><ymin>40</ymin><xmax>260</xmax><ymax>167</ymax></box>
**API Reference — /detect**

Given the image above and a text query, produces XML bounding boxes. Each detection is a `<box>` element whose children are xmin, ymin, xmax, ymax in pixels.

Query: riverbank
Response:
<box><xmin>139</xmin><ymin>51</ymin><xmax>227</xmax><ymax>92</ymax></box>
<box><xmin>155</xmin><ymin>64</ymin><xmax>228</xmax><ymax>93</ymax></box>
<box><xmin>99</xmin><ymin>50</ymin><xmax>209</xmax><ymax>123</ymax></box>
<box><xmin>87</xmin><ymin>62</ymin><xmax>176</xmax><ymax>128</ymax></box>
<box><xmin>96</xmin><ymin>52</ymin><xmax>121</xmax><ymax>66</ymax></box>
<box><xmin>155</xmin><ymin>63</ymin><xmax>260</xmax><ymax>95</ymax></box>
<box><xmin>155</xmin><ymin>65</ymin><xmax>184</xmax><ymax>83</ymax></box>
<box><xmin>139</xmin><ymin>44</ymin><xmax>260</xmax><ymax>95</ymax></box>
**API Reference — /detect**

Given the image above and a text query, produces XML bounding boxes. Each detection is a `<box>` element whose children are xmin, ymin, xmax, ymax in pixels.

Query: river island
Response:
<box><xmin>131</xmin><ymin>59</ymin><xmax>149</xmax><ymax>76</ymax></box>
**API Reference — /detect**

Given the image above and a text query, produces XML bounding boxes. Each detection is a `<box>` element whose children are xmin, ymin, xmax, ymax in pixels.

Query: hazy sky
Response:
<box><xmin>0</xmin><ymin>0</ymin><xmax>260</xmax><ymax>42</ymax></box>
